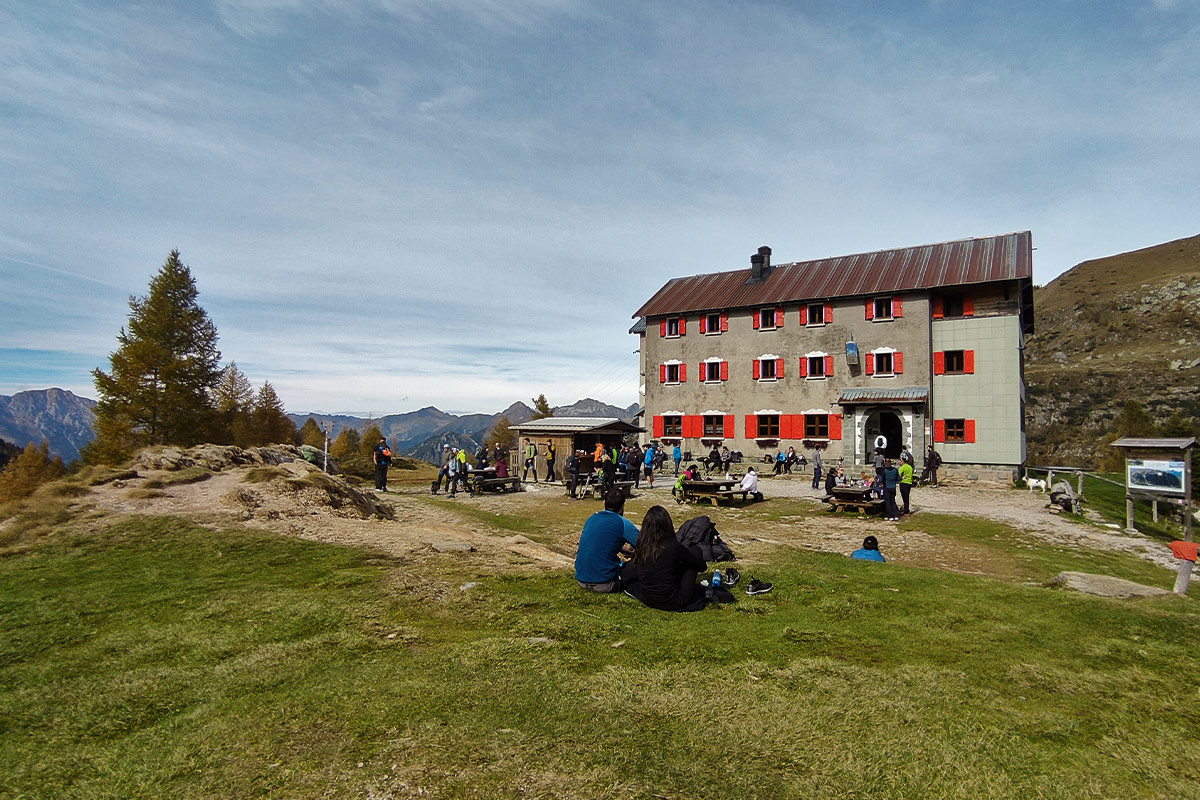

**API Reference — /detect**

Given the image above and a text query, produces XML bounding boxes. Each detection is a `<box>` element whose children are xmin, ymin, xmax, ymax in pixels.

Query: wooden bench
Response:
<box><xmin>586</xmin><ymin>480</ymin><xmax>635</xmax><ymax>498</ymax></box>
<box><xmin>473</xmin><ymin>476</ymin><xmax>521</xmax><ymax>493</ymax></box>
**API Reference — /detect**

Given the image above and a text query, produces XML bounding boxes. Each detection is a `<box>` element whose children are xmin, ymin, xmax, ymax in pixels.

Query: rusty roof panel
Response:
<box><xmin>634</xmin><ymin>231</ymin><xmax>1032</xmax><ymax>318</ymax></box>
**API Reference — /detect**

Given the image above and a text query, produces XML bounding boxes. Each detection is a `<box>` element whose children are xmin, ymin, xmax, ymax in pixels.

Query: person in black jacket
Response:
<box><xmin>620</xmin><ymin>506</ymin><xmax>707</xmax><ymax>612</ymax></box>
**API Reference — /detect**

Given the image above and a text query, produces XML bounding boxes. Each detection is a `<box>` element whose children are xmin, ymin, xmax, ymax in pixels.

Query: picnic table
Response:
<box><xmin>824</xmin><ymin>485</ymin><xmax>883</xmax><ymax>514</ymax></box>
<box><xmin>576</xmin><ymin>472</ymin><xmax>635</xmax><ymax>498</ymax></box>
<box><xmin>680</xmin><ymin>478</ymin><xmax>752</xmax><ymax>507</ymax></box>
<box><xmin>468</xmin><ymin>468</ymin><xmax>521</xmax><ymax>493</ymax></box>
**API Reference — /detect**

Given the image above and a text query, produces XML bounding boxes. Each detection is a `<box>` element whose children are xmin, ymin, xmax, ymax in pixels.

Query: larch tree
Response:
<box><xmin>487</xmin><ymin>416</ymin><xmax>515</xmax><ymax>450</ymax></box>
<box><xmin>88</xmin><ymin>250</ymin><xmax>221</xmax><ymax>462</ymax></box>
<box><xmin>249</xmin><ymin>381</ymin><xmax>296</xmax><ymax>446</ymax></box>
<box><xmin>531</xmin><ymin>394</ymin><xmax>553</xmax><ymax>420</ymax></box>
<box><xmin>297</xmin><ymin>418</ymin><xmax>325</xmax><ymax>448</ymax></box>
<box><xmin>0</xmin><ymin>441</ymin><xmax>66</xmax><ymax>502</ymax></box>
<box><xmin>212</xmin><ymin>362</ymin><xmax>254</xmax><ymax>445</ymax></box>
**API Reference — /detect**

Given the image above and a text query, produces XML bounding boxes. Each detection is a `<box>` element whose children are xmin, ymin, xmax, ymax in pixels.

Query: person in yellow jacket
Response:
<box><xmin>523</xmin><ymin>438</ymin><xmax>539</xmax><ymax>482</ymax></box>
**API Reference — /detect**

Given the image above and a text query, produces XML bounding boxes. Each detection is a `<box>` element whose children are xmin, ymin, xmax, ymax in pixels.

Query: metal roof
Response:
<box><xmin>838</xmin><ymin>387</ymin><xmax>930</xmax><ymax>405</ymax></box>
<box><xmin>512</xmin><ymin>417</ymin><xmax>642</xmax><ymax>434</ymax></box>
<box><xmin>629</xmin><ymin>317</ymin><xmax>646</xmax><ymax>334</ymax></box>
<box><xmin>1110</xmin><ymin>437</ymin><xmax>1197</xmax><ymax>450</ymax></box>
<box><xmin>633</xmin><ymin>231</ymin><xmax>1032</xmax><ymax>318</ymax></box>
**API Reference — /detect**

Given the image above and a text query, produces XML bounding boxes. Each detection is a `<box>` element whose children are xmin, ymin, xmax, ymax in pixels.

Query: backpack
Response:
<box><xmin>676</xmin><ymin>515</ymin><xmax>735</xmax><ymax>562</ymax></box>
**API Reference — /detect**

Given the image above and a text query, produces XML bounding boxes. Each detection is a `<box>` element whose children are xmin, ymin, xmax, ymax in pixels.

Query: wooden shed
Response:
<box><xmin>511</xmin><ymin>417</ymin><xmax>643</xmax><ymax>480</ymax></box>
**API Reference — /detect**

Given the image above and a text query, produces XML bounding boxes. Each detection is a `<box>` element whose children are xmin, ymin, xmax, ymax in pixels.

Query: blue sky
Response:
<box><xmin>2</xmin><ymin>1</ymin><xmax>1197</xmax><ymax>415</ymax></box>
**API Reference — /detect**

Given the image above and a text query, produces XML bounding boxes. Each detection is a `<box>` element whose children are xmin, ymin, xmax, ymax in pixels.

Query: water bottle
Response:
<box><xmin>712</xmin><ymin>570</ymin><xmax>722</xmax><ymax>589</ymax></box>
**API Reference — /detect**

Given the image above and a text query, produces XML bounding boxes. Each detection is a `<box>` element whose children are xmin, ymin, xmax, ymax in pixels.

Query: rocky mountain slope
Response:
<box><xmin>1025</xmin><ymin>233</ymin><xmax>1200</xmax><ymax>466</ymax></box>
<box><xmin>0</xmin><ymin>389</ymin><xmax>96</xmax><ymax>463</ymax></box>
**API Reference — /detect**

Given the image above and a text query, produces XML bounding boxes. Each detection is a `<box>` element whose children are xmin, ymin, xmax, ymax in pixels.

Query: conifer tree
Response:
<box><xmin>531</xmin><ymin>394</ymin><xmax>553</xmax><ymax>420</ymax></box>
<box><xmin>359</xmin><ymin>424</ymin><xmax>385</xmax><ymax>459</ymax></box>
<box><xmin>212</xmin><ymin>362</ymin><xmax>254</xmax><ymax>445</ymax></box>
<box><xmin>249</xmin><ymin>381</ymin><xmax>296</xmax><ymax>446</ymax></box>
<box><xmin>487</xmin><ymin>416</ymin><xmax>516</xmax><ymax>450</ymax></box>
<box><xmin>88</xmin><ymin>250</ymin><xmax>221</xmax><ymax>462</ymax></box>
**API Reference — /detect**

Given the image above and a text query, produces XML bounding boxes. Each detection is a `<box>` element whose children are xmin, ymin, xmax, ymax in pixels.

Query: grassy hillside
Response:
<box><xmin>3</xmin><ymin>496</ymin><xmax>1199</xmax><ymax>798</ymax></box>
<box><xmin>1026</xmin><ymin>233</ymin><xmax>1200</xmax><ymax>466</ymax></box>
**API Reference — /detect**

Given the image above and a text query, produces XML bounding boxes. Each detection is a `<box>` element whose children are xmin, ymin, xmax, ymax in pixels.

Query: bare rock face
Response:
<box><xmin>135</xmin><ymin>444</ymin><xmax>305</xmax><ymax>472</ymax></box>
<box><xmin>1046</xmin><ymin>571</ymin><xmax>1171</xmax><ymax>598</ymax></box>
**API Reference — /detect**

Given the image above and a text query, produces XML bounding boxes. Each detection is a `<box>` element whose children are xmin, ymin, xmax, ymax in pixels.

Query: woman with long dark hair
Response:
<box><xmin>621</xmin><ymin>505</ymin><xmax>708</xmax><ymax>612</ymax></box>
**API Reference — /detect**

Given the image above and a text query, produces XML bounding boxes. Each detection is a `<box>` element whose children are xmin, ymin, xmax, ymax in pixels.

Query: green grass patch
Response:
<box><xmin>3</xmin><ymin>515</ymin><xmax>1200</xmax><ymax>798</ymax></box>
<box><xmin>1082</xmin><ymin>472</ymin><xmax>1192</xmax><ymax>542</ymax></box>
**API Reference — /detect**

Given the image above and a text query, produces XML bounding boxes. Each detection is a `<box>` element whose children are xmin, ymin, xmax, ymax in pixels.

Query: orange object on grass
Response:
<box><xmin>1169</xmin><ymin>541</ymin><xmax>1199</xmax><ymax>562</ymax></box>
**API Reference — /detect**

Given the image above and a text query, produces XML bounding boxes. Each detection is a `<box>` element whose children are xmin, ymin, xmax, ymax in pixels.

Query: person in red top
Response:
<box><xmin>494</xmin><ymin>455</ymin><xmax>509</xmax><ymax>479</ymax></box>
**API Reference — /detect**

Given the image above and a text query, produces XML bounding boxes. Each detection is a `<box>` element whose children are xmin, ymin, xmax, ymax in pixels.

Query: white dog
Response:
<box><xmin>1024</xmin><ymin>471</ymin><xmax>1047</xmax><ymax>493</ymax></box>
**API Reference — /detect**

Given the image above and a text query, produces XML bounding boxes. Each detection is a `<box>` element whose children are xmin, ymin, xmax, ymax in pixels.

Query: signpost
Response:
<box><xmin>1110</xmin><ymin>437</ymin><xmax>1195</xmax><ymax>541</ymax></box>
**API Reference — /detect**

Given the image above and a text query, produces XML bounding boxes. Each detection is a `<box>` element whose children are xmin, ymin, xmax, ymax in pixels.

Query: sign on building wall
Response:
<box><xmin>1126</xmin><ymin>458</ymin><xmax>1187</xmax><ymax>495</ymax></box>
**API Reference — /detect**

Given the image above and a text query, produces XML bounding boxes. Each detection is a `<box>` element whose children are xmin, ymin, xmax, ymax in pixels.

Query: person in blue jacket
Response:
<box><xmin>574</xmin><ymin>488</ymin><xmax>640</xmax><ymax>593</ymax></box>
<box><xmin>851</xmin><ymin>535</ymin><xmax>886</xmax><ymax>562</ymax></box>
<box><xmin>672</xmin><ymin>443</ymin><xmax>682</xmax><ymax>475</ymax></box>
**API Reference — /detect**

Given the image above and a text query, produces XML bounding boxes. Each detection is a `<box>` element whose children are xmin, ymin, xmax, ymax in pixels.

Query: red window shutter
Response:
<box><xmin>698</xmin><ymin>362</ymin><xmax>707</xmax><ymax>382</ymax></box>
<box><xmin>963</xmin><ymin>296</ymin><xmax>974</xmax><ymax>317</ymax></box>
<box><xmin>659</xmin><ymin>364</ymin><xmax>666</xmax><ymax>383</ymax></box>
<box><xmin>679</xmin><ymin>317</ymin><xmax>687</xmax><ymax>336</ymax></box>
<box><xmin>824</xmin><ymin>302</ymin><xmax>833</xmax><ymax>323</ymax></box>
<box><xmin>720</xmin><ymin>313</ymin><xmax>728</xmax><ymax>331</ymax></box>
<box><xmin>780</xmin><ymin>414</ymin><xmax>792</xmax><ymax>439</ymax></box>
<box><xmin>893</xmin><ymin>351</ymin><xmax>903</xmax><ymax>374</ymax></box>
<box><xmin>865</xmin><ymin>299</ymin><xmax>874</xmax><ymax>320</ymax></box>
<box><xmin>752</xmin><ymin>359</ymin><xmax>760</xmax><ymax>379</ymax></box>
<box><xmin>752</xmin><ymin>313</ymin><xmax>760</xmax><ymax>330</ymax></box>
<box><xmin>775</xmin><ymin>308</ymin><xmax>784</xmax><ymax>328</ymax></box>
<box><xmin>719</xmin><ymin>361</ymin><xmax>728</xmax><ymax>381</ymax></box>
<box><xmin>723</xmin><ymin>414</ymin><xmax>734</xmax><ymax>437</ymax></box>
<box><xmin>965</xmin><ymin>350</ymin><xmax>975</xmax><ymax>374</ymax></box>
<box><xmin>699</xmin><ymin>316</ymin><xmax>707</xmax><ymax>334</ymax></box>
<box><xmin>653</xmin><ymin>416</ymin><xmax>664</xmax><ymax>438</ymax></box>
<box><xmin>660</xmin><ymin>320</ymin><xmax>666</xmax><ymax>337</ymax></box>
<box><xmin>933</xmin><ymin>351</ymin><xmax>945</xmax><ymax>375</ymax></box>
<box><xmin>865</xmin><ymin>353</ymin><xmax>875</xmax><ymax>375</ymax></box>
<box><xmin>824</xmin><ymin>355</ymin><xmax>834</xmax><ymax>376</ymax></box>
<box><xmin>931</xmin><ymin>296</ymin><xmax>944</xmax><ymax>319</ymax></box>
<box><xmin>965</xmin><ymin>419</ymin><xmax>976</xmax><ymax>443</ymax></box>
<box><xmin>830</xmin><ymin>414</ymin><xmax>843</xmax><ymax>440</ymax></box>
<box><xmin>798</xmin><ymin>357</ymin><xmax>807</xmax><ymax>377</ymax></box>
<box><xmin>776</xmin><ymin>358</ymin><xmax>784</xmax><ymax>378</ymax></box>
<box><xmin>745</xmin><ymin>415</ymin><xmax>757</xmax><ymax>439</ymax></box>
<box><xmin>798</xmin><ymin>305</ymin><xmax>808</xmax><ymax>325</ymax></box>
<box><xmin>679</xmin><ymin>363</ymin><xmax>687</xmax><ymax>382</ymax></box>
<box><xmin>933</xmin><ymin>419</ymin><xmax>945</xmax><ymax>442</ymax></box>
<box><xmin>892</xmin><ymin>296</ymin><xmax>903</xmax><ymax>318</ymax></box>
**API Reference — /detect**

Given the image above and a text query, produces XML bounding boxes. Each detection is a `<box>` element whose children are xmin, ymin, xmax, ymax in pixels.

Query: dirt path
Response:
<box><xmin>68</xmin><ymin>458</ymin><xmax>1178</xmax><ymax>581</ymax></box>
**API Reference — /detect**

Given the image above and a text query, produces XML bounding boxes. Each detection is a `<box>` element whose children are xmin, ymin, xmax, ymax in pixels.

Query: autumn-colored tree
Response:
<box><xmin>0</xmin><ymin>441</ymin><xmax>66</xmax><ymax>503</ymax></box>
<box><xmin>297</xmin><ymin>418</ymin><xmax>325</xmax><ymax>448</ymax></box>
<box><xmin>330</xmin><ymin>427</ymin><xmax>370</xmax><ymax>478</ymax></box>
<box><xmin>87</xmin><ymin>250</ymin><xmax>221</xmax><ymax>462</ymax></box>
<box><xmin>487</xmin><ymin>416</ymin><xmax>516</xmax><ymax>450</ymax></box>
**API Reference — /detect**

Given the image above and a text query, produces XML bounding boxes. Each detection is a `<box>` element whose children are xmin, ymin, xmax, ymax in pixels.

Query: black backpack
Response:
<box><xmin>675</xmin><ymin>515</ymin><xmax>735</xmax><ymax>562</ymax></box>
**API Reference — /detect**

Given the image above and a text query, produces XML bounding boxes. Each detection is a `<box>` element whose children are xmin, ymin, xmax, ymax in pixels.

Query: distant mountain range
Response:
<box><xmin>0</xmin><ymin>388</ymin><xmax>636</xmax><ymax>465</ymax></box>
<box><xmin>0</xmin><ymin>388</ymin><xmax>96</xmax><ymax>463</ymax></box>
<box><xmin>287</xmin><ymin>398</ymin><xmax>640</xmax><ymax>464</ymax></box>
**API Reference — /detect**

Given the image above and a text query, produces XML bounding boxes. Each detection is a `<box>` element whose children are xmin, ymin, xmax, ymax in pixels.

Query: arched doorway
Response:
<box><xmin>864</xmin><ymin>409</ymin><xmax>904</xmax><ymax>460</ymax></box>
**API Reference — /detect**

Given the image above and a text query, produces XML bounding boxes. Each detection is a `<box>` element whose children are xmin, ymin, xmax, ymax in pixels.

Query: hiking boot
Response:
<box><xmin>724</xmin><ymin>568</ymin><xmax>740</xmax><ymax>587</ymax></box>
<box><xmin>746</xmin><ymin>579</ymin><xmax>773</xmax><ymax>596</ymax></box>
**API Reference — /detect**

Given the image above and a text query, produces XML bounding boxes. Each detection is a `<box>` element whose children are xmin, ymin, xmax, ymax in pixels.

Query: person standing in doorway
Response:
<box><xmin>372</xmin><ymin>438</ymin><xmax>391</xmax><ymax>491</ymax></box>
<box><xmin>544</xmin><ymin>439</ymin><xmax>557</xmax><ymax>483</ymax></box>
<box><xmin>811</xmin><ymin>446</ymin><xmax>824</xmax><ymax>489</ymax></box>
<box><xmin>523</xmin><ymin>438</ymin><xmax>538</xmax><ymax>482</ymax></box>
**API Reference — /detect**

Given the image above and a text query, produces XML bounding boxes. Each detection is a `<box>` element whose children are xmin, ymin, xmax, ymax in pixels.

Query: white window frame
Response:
<box><xmin>663</xmin><ymin>359</ymin><xmax>683</xmax><ymax>385</ymax></box>
<box><xmin>757</xmin><ymin>308</ymin><xmax>777</xmax><ymax>330</ymax></box>
<box><xmin>757</xmin><ymin>353</ymin><xmax>780</xmax><ymax>382</ymax></box>
<box><xmin>804</xmin><ymin>351</ymin><xmax>829</xmax><ymax>381</ymax></box>
<box><xmin>806</xmin><ymin>302</ymin><xmax>826</xmax><ymax>327</ymax></box>
<box><xmin>703</xmin><ymin>357</ymin><xmax>724</xmax><ymax>384</ymax></box>
<box><xmin>872</xmin><ymin>297</ymin><xmax>894</xmax><ymax>321</ymax></box>
<box><xmin>704</xmin><ymin>312</ymin><xmax>723</xmax><ymax>336</ymax></box>
<box><xmin>871</xmin><ymin>347</ymin><xmax>896</xmax><ymax>378</ymax></box>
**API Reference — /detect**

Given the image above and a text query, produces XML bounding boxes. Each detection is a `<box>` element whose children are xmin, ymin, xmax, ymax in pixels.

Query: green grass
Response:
<box><xmin>1081</xmin><ymin>472</ymin><xmax>1194</xmax><ymax>542</ymax></box>
<box><xmin>3</xmin><ymin>512</ymin><xmax>1200</xmax><ymax>798</ymax></box>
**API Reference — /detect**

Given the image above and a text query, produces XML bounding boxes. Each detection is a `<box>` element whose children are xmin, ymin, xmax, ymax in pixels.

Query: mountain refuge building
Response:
<box><xmin>631</xmin><ymin>232</ymin><xmax>1035</xmax><ymax>476</ymax></box>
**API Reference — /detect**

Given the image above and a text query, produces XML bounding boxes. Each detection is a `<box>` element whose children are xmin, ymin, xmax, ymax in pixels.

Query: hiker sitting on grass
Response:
<box><xmin>574</xmin><ymin>488</ymin><xmax>639</xmax><ymax>593</ymax></box>
<box><xmin>620</xmin><ymin>505</ymin><xmax>708</xmax><ymax>612</ymax></box>
<box><xmin>851</xmin><ymin>535</ymin><xmax>886</xmax><ymax>562</ymax></box>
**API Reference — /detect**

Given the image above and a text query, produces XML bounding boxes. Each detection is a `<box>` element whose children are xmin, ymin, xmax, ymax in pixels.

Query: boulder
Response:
<box><xmin>1046</xmin><ymin>571</ymin><xmax>1170</xmax><ymax>598</ymax></box>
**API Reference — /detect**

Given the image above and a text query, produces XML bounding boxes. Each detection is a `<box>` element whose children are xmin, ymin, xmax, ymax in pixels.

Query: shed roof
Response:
<box><xmin>512</xmin><ymin>417</ymin><xmax>642</xmax><ymax>435</ymax></box>
<box><xmin>1110</xmin><ymin>437</ymin><xmax>1197</xmax><ymax>451</ymax></box>
<box><xmin>633</xmin><ymin>231</ymin><xmax>1032</xmax><ymax>318</ymax></box>
<box><xmin>838</xmin><ymin>387</ymin><xmax>930</xmax><ymax>405</ymax></box>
